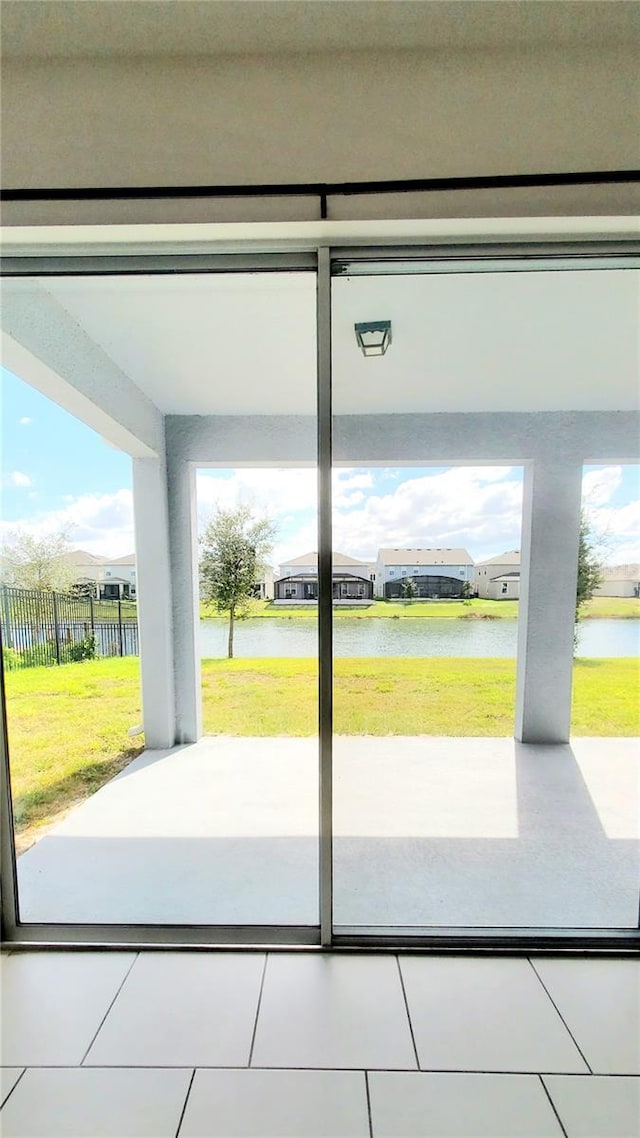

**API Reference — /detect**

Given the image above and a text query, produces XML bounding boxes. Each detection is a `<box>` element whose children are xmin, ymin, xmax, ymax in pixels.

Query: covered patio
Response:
<box><xmin>17</xmin><ymin>736</ymin><xmax>639</xmax><ymax>930</ymax></box>
<box><xmin>2</xmin><ymin>231</ymin><xmax>638</xmax><ymax>946</ymax></box>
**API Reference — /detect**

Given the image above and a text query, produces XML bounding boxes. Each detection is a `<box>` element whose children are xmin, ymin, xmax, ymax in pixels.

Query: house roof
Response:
<box><xmin>602</xmin><ymin>563</ymin><xmax>640</xmax><ymax>580</ymax></box>
<box><xmin>379</xmin><ymin>548</ymin><xmax>474</xmax><ymax>566</ymax></box>
<box><xmin>476</xmin><ymin>550</ymin><xmax>521</xmax><ymax>567</ymax></box>
<box><xmin>282</xmin><ymin>551</ymin><xmax>370</xmax><ymax>568</ymax></box>
<box><xmin>109</xmin><ymin>553</ymin><xmax>136</xmax><ymax>566</ymax></box>
<box><xmin>65</xmin><ymin>549</ymin><xmax>108</xmax><ymax>566</ymax></box>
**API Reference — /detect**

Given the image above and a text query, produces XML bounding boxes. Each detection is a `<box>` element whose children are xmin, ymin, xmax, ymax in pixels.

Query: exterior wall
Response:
<box><xmin>274</xmin><ymin>577</ymin><xmax>317</xmax><ymax>601</ymax></box>
<box><xmin>385</xmin><ymin>574</ymin><xmax>467</xmax><ymax>600</ymax></box>
<box><xmin>279</xmin><ymin>563</ymin><xmax>315</xmax><ymax>578</ymax></box>
<box><xmin>274</xmin><ymin>574</ymin><xmax>373</xmax><ymax>601</ymax></box>
<box><xmin>98</xmin><ymin>580</ymin><xmax>130</xmax><ymax>600</ymax></box>
<box><xmin>333</xmin><ymin>576</ymin><xmax>373</xmax><ymax>600</ymax></box>
<box><xmin>253</xmin><ymin>569</ymin><xmax>274</xmax><ymax>600</ymax></box>
<box><xmin>487</xmin><ymin>577</ymin><xmax>520</xmax><ymax>600</ymax></box>
<box><xmin>594</xmin><ymin>579</ymin><xmax>638</xmax><ymax>598</ymax></box>
<box><xmin>279</xmin><ymin>561</ymin><xmax>370</xmax><ymax>581</ymax></box>
<box><xmin>103</xmin><ymin>563</ymin><xmax>137</xmax><ymax>595</ymax></box>
<box><xmin>476</xmin><ymin>562</ymin><xmax>520</xmax><ymax>598</ymax></box>
<box><xmin>379</xmin><ymin>562</ymin><xmax>474</xmax><ymax>594</ymax></box>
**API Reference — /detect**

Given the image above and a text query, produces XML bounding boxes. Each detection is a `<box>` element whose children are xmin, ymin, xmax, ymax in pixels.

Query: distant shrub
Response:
<box><xmin>65</xmin><ymin>634</ymin><xmax>97</xmax><ymax>663</ymax></box>
<box><xmin>2</xmin><ymin>646</ymin><xmax>21</xmax><ymax>671</ymax></box>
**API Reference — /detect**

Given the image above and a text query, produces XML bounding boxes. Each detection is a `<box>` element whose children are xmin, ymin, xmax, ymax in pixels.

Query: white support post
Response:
<box><xmin>515</xmin><ymin>460</ymin><xmax>584</xmax><ymax>744</ymax></box>
<box><xmin>167</xmin><ymin>454</ymin><xmax>202</xmax><ymax>744</ymax></box>
<box><xmin>132</xmin><ymin>456</ymin><xmax>175</xmax><ymax>749</ymax></box>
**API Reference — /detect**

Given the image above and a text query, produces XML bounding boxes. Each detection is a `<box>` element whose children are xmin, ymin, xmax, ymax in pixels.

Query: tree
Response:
<box><xmin>576</xmin><ymin>511</ymin><xmax>604</xmax><ymax>616</ymax></box>
<box><xmin>200</xmin><ymin>506</ymin><xmax>276</xmax><ymax>658</ymax></box>
<box><xmin>401</xmin><ymin>576</ymin><xmax>417</xmax><ymax>604</ymax></box>
<box><xmin>575</xmin><ymin>511</ymin><xmax>604</xmax><ymax>648</ymax></box>
<box><xmin>0</xmin><ymin>528</ymin><xmax>75</xmax><ymax>593</ymax></box>
<box><xmin>461</xmin><ymin>580</ymin><xmax>474</xmax><ymax>606</ymax></box>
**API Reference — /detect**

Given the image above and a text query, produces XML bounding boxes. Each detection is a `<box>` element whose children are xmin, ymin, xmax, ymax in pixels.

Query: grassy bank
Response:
<box><xmin>202</xmin><ymin>657</ymin><xmax>639</xmax><ymax>736</ymax></box>
<box><xmin>4</xmin><ymin>658</ymin><xmax>144</xmax><ymax>851</ymax></box>
<box><xmin>5</xmin><ymin>654</ymin><xmax>638</xmax><ymax>847</ymax></box>
<box><xmin>201</xmin><ymin>596</ymin><xmax>639</xmax><ymax>620</ymax></box>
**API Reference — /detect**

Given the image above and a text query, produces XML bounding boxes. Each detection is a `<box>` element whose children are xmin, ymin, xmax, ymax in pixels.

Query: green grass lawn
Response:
<box><xmin>5</xmin><ymin>653</ymin><xmax>638</xmax><ymax>848</ymax></box>
<box><xmin>4</xmin><ymin>658</ymin><xmax>144</xmax><ymax>850</ymax></box>
<box><xmin>201</xmin><ymin>656</ymin><xmax>640</xmax><ymax>736</ymax></box>
<box><xmin>200</xmin><ymin>596</ymin><xmax>639</xmax><ymax>620</ymax></box>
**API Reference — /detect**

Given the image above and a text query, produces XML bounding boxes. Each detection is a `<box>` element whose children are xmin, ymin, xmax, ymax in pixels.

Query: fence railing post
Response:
<box><xmin>117</xmin><ymin>599</ymin><xmax>124</xmax><ymax>657</ymax></box>
<box><xmin>89</xmin><ymin>597</ymin><xmax>95</xmax><ymax>634</ymax></box>
<box><xmin>0</xmin><ymin>587</ymin><xmax>13</xmax><ymax>649</ymax></box>
<box><xmin>51</xmin><ymin>591</ymin><xmax>61</xmax><ymax>665</ymax></box>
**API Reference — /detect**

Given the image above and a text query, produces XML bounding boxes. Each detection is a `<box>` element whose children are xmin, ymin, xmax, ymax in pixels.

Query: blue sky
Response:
<box><xmin>2</xmin><ymin>367</ymin><xmax>639</xmax><ymax>566</ymax></box>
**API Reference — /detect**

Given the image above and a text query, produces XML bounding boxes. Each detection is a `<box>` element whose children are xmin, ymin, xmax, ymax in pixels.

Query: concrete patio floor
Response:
<box><xmin>17</xmin><ymin>736</ymin><xmax>639</xmax><ymax>929</ymax></box>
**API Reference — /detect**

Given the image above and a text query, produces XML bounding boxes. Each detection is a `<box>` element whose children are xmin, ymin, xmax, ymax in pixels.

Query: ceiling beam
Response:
<box><xmin>1</xmin><ymin>282</ymin><xmax>163</xmax><ymax>457</ymax></box>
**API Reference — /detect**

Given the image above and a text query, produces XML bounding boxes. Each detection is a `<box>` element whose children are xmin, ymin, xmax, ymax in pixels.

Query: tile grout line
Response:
<box><xmin>174</xmin><ymin>1068</ymin><xmax>196</xmax><ymax>1138</ymax></box>
<box><xmin>79</xmin><ymin>952</ymin><xmax>140</xmax><ymax>1066</ymax></box>
<box><xmin>538</xmin><ymin>1074</ymin><xmax>568</xmax><ymax>1138</ymax></box>
<box><xmin>7</xmin><ymin>1062</ymin><xmax>620</xmax><ymax>1074</ymax></box>
<box><xmin>395</xmin><ymin>955</ymin><xmax>421</xmax><ymax>1071</ymax></box>
<box><xmin>527</xmin><ymin>958</ymin><xmax>593</xmax><ymax>1075</ymax></box>
<box><xmin>0</xmin><ymin>1067</ymin><xmax>27</xmax><ymax>1111</ymax></box>
<box><xmin>247</xmin><ymin>953</ymin><xmax>269</xmax><ymax>1068</ymax></box>
<box><xmin>364</xmin><ymin>1070</ymin><xmax>374</xmax><ymax>1138</ymax></box>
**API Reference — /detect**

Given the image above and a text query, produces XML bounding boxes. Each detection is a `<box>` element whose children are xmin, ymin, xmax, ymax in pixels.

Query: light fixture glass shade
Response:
<box><xmin>354</xmin><ymin>320</ymin><xmax>392</xmax><ymax>356</ymax></box>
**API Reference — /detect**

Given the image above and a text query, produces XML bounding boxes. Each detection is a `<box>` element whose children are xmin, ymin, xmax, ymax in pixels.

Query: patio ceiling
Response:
<box><xmin>2</xmin><ymin>265</ymin><xmax>638</xmax><ymax>421</ymax></box>
<box><xmin>3</xmin><ymin>1</ymin><xmax>638</xmax><ymax>61</ymax></box>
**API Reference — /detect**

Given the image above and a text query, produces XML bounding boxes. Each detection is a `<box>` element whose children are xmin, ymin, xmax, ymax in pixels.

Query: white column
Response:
<box><xmin>167</xmin><ymin>453</ymin><xmax>202</xmax><ymax>744</ymax></box>
<box><xmin>515</xmin><ymin>460</ymin><xmax>584</xmax><ymax>744</ymax></box>
<box><xmin>132</xmin><ymin>456</ymin><xmax>175</xmax><ymax>749</ymax></box>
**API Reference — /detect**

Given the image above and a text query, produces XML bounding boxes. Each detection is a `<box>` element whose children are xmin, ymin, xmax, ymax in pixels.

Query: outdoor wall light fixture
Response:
<box><xmin>354</xmin><ymin>320</ymin><xmax>392</xmax><ymax>356</ymax></box>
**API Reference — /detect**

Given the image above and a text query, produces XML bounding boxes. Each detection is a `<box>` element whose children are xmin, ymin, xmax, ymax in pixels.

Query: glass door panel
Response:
<box><xmin>1</xmin><ymin>265</ymin><xmax>319</xmax><ymax>928</ymax></box>
<box><xmin>331</xmin><ymin>258</ymin><xmax>639</xmax><ymax>932</ymax></box>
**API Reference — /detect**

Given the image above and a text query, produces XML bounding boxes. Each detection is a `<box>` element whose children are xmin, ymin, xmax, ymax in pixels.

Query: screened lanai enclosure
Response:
<box><xmin>1</xmin><ymin>239</ymin><xmax>638</xmax><ymax>949</ymax></box>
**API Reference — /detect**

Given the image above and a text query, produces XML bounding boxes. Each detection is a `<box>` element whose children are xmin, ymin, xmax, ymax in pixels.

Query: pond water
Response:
<box><xmin>199</xmin><ymin>617</ymin><xmax>639</xmax><ymax>659</ymax></box>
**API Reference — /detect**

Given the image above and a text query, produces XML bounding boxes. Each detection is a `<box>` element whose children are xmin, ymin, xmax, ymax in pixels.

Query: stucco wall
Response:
<box><xmin>476</xmin><ymin>563</ymin><xmax>520</xmax><ymax>598</ymax></box>
<box><xmin>487</xmin><ymin>578</ymin><xmax>520</xmax><ymax>600</ymax></box>
<box><xmin>594</xmin><ymin>579</ymin><xmax>638</xmax><ymax>598</ymax></box>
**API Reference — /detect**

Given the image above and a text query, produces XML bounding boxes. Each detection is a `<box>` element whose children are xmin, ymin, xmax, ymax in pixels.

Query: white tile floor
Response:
<box><xmin>1</xmin><ymin>951</ymin><xmax>638</xmax><ymax>1137</ymax></box>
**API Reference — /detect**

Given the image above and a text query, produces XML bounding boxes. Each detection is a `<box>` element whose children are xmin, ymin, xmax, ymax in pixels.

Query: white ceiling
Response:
<box><xmin>6</xmin><ymin>265</ymin><xmax>639</xmax><ymax>417</ymax></box>
<box><xmin>2</xmin><ymin>0</ymin><xmax>638</xmax><ymax>60</ymax></box>
<box><xmin>37</xmin><ymin>272</ymin><xmax>318</xmax><ymax>415</ymax></box>
<box><xmin>332</xmin><ymin>268</ymin><xmax>640</xmax><ymax>414</ymax></box>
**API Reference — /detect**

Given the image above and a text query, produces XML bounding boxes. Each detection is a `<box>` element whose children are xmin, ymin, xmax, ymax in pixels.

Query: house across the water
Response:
<box><xmin>66</xmin><ymin>550</ymin><xmax>137</xmax><ymax>600</ymax></box>
<box><xmin>376</xmin><ymin>548</ymin><xmax>474</xmax><ymax>599</ymax></box>
<box><xmin>475</xmin><ymin>551</ymin><xmax>521</xmax><ymax>599</ymax></box>
<box><xmin>274</xmin><ymin>552</ymin><xmax>375</xmax><ymax>603</ymax></box>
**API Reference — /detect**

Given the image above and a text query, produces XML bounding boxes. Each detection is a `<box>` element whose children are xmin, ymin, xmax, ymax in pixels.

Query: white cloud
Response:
<box><xmin>0</xmin><ymin>489</ymin><xmax>135</xmax><ymax>558</ymax></box>
<box><xmin>4</xmin><ymin>464</ymin><xmax>636</xmax><ymax>573</ymax></box>
<box><xmin>196</xmin><ymin>465</ymin><xmax>525</xmax><ymax>569</ymax></box>
<box><xmin>331</xmin><ymin>467</ymin><xmax>524</xmax><ymax>561</ymax></box>
<box><xmin>586</xmin><ymin>499</ymin><xmax>640</xmax><ymax>565</ymax></box>
<box><xmin>582</xmin><ymin>466</ymin><xmax>622</xmax><ymax>507</ymax></box>
<box><xmin>197</xmin><ymin>468</ymin><xmax>316</xmax><ymax>523</ymax></box>
<box><xmin>5</xmin><ymin>471</ymin><xmax>32</xmax><ymax>488</ymax></box>
<box><xmin>18</xmin><ymin>417</ymin><xmax>32</xmax><ymax>426</ymax></box>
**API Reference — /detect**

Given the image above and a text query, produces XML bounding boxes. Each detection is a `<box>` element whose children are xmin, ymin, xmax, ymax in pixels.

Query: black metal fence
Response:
<box><xmin>1</xmin><ymin>585</ymin><xmax>139</xmax><ymax>670</ymax></box>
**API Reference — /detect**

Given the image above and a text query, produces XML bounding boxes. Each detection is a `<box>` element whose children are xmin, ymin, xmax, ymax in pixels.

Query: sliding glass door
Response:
<box><xmin>1</xmin><ymin>243</ymin><xmax>638</xmax><ymax>947</ymax></box>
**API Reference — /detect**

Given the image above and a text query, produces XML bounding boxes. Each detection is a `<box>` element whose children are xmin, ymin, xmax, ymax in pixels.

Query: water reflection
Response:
<box><xmin>199</xmin><ymin>616</ymin><xmax>638</xmax><ymax>658</ymax></box>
